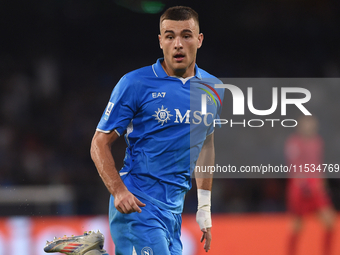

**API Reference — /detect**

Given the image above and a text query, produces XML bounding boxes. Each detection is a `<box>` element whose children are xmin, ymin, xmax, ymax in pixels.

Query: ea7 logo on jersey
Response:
<box><xmin>104</xmin><ymin>102</ymin><xmax>114</xmax><ymax>120</ymax></box>
<box><xmin>152</xmin><ymin>92</ymin><xmax>166</xmax><ymax>98</ymax></box>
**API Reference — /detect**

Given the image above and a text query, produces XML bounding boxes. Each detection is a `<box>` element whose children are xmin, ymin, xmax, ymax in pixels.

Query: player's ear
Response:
<box><xmin>197</xmin><ymin>33</ymin><xmax>204</xmax><ymax>49</ymax></box>
<box><xmin>158</xmin><ymin>34</ymin><xmax>163</xmax><ymax>49</ymax></box>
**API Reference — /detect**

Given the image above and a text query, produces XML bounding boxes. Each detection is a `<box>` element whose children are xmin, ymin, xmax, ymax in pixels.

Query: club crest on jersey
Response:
<box><xmin>198</xmin><ymin>82</ymin><xmax>223</xmax><ymax>107</ymax></box>
<box><xmin>206</xmin><ymin>94</ymin><xmax>214</xmax><ymax>105</ymax></box>
<box><xmin>141</xmin><ymin>247</ymin><xmax>153</xmax><ymax>255</ymax></box>
<box><xmin>152</xmin><ymin>105</ymin><xmax>173</xmax><ymax>125</ymax></box>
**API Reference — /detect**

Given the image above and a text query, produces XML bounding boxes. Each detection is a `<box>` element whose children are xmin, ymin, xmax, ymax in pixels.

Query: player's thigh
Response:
<box><xmin>132</xmin><ymin>232</ymin><xmax>171</xmax><ymax>255</ymax></box>
<box><xmin>110</xmin><ymin>217</ymin><xmax>170</xmax><ymax>255</ymax></box>
<box><xmin>109</xmin><ymin>206</ymin><xmax>134</xmax><ymax>255</ymax></box>
<box><xmin>169</xmin><ymin>213</ymin><xmax>183</xmax><ymax>255</ymax></box>
<box><xmin>109</xmin><ymin>196</ymin><xmax>172</xmax><ymax>254</ymax></box>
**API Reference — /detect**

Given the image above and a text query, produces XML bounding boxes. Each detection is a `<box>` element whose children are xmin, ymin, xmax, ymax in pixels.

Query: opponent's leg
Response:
<box><xmin>288</xmin><ymin>216</ymin><xmax>302</xmax><ymax>255</ymax></box>
<box><xmin>318</xmin><ymin>206</ymin><xmax>336</xmax><ymax>255</ymax></box>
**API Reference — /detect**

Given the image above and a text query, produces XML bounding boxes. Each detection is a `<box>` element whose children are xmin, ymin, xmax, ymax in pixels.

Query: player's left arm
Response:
<box><xmin>195</xmin><ymin>132</ymin><xmax>214</xmax><ymax>252</ymax></box>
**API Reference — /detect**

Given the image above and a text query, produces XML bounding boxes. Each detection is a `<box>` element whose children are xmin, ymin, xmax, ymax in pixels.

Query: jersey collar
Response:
<box><xmin>152</xmin><ymin>58</ymin><xmax>202</xmax><ymax>80</ymax></box>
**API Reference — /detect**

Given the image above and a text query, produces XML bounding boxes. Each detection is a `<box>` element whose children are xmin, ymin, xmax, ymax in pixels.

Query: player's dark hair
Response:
<box><xmin>160</xmin><ymin>6</ymin><xmax>199</xmax><ymax>27</ymax></box>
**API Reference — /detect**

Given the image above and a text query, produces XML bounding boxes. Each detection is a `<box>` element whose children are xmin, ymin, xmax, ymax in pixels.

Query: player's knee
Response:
<box><xmin>291</xmin><ymin>217</ymin><xmax>303</xmax><ymax>232</ymax></box>
<box><xmin>319</xmin><ymin>207</ymin><xmax>336</xmax><ymax>229</ymax></box>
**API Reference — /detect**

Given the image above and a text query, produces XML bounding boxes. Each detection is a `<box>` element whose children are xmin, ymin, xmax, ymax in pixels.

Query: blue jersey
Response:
<box><xmin>97</xmin><ymin>58</ymin><xmax>224</xmax><ymax>213</ymax></box>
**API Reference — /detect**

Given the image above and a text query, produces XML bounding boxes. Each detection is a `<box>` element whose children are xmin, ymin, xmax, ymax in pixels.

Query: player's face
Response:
<box><xmin>159</xmin><ymin>18</ymin><xmax>203</xmax><ymax>78</ymax></box>
<box><xmin>298</xmin><ymin>116</ymin><xmax>318</xmax><ymax>137</ymax></box>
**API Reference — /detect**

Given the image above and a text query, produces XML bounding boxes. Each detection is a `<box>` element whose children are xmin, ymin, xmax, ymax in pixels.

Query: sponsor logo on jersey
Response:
<box><xmin>153</xmin><ymin>106</ymin><xmax>214</xmax><ymax>127</ymax></box>
<box><xmin>152</xmin><ymin>105</ymin><xmax>173</xmax><ymax>125</ymax></box>
<box><xmin>175</xmin><ymin>109</ymin><xmax>214</xmax><ymax>126</ymax></box>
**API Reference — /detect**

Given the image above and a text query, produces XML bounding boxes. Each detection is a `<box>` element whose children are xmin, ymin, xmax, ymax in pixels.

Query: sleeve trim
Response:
<box><xmin>96</xmin><ymin>128</ymin><xmax>121</xmax><ymax>136</ymax></box>
<box><xmin>206</xmin><ymin>129</ymin><xmax>214</xmax><ymax>137</ymax></box>
<box><xmin>114</xmin><ymin>129</ymin><xmax>121</xmax><ymax>136</ymax></box>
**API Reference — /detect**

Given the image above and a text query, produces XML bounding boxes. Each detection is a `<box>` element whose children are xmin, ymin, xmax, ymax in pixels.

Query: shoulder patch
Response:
<box><xmin>105</xmin><ymin>102</ymin><xmax>114</xmax><ymax>117</ymax></box>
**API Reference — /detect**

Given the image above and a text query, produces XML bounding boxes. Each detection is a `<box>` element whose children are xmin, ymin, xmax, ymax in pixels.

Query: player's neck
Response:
<box><xmin>161</xmin><ymin>60</ymin><xmax>196</xmax><ymax>78</ymax></box>
<box><xmin>173</xmin><ymin>68</ymin><xmax>195</xmax><ymax>78</ymax></box>
<box><xmin>298</xmin><ymin>133</ymin><xmax>317</xmax><ymax>140</ymax></box>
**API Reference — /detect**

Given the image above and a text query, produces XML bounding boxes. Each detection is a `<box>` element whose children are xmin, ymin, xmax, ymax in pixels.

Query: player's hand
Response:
<box><xmin>196</xmin><ymin>208</ymin><xmax>212</xmax><ymax>252</ymax></box>
<box><xmin>200</xmin><ymin>227</ymin><xmax>212</xmax><ymax>252</ymax></box>
<box><xmin>114</xmin><ymin>189</ymin><xmax>146</xmax><ymax>214</ymax></box>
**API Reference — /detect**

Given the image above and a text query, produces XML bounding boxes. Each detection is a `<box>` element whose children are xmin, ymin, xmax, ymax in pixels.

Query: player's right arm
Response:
<box><xmin>90</xmin><ymin>130</ymin><xmax>145</xmax><ymax>214</ymax></box>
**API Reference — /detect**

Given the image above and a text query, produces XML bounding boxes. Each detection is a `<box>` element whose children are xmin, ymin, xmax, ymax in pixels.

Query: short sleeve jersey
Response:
<box><xmin>285</xmin><ymin>133</ymin><xmax>324</xmax><ymax>179</ymax></box>
<box><xmin>97</xmin><ymin>58</ymin><xmax>224</xmax><ymax>213</ymax></box>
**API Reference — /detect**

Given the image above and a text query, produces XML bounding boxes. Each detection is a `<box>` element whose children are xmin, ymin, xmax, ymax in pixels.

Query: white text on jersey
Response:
<box><xmin>152</xmin><ymin>92</ymin><xmax>166</xmax><ymax>98</ymax></box>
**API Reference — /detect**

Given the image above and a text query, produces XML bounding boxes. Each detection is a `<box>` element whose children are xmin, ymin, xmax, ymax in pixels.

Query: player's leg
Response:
<box><xmin>311</xmin><ymin>181</ymin><xmax>335</xmax><ymax>255</ymax></box>
<box><xmin>286</xmin><ymin>181</ymin><xmax>304</xmax><ymax>255</ymax></box>
<box><xmin>318</xmin><ymin>206</ymin><xmax>336</xmax><ymax>229</ymax></box>
<box><xmin>110</xmin><ymin>216</ymin><xmax>171</xmax><ymax>255</ymax></box>
<box><xmin>317</xmin><ymin>206</ymin><xmax>336</xmax><ymax>255</ymax></box>
<box><xmin>288</xmin><ymin>215</ymin><xmax>303</xmax><ymax>255</ymax></box>
<box><xmin>169</xmin><ymin>213</ymin><xmax>183</xmax><ymax>255</ymax></box>
<box><xmin>109</xmin><ymin>195</ymin><xmax>137</xmax><ymax>255</ymax></box>
<box><xmin>109</xmin><ymin>195</ymin><xmax>172</xmax><ymax>255</ymax></box>
<box><xmin>109</xmin><ymin>214</ymin><xmax>135</xmax><ymax>255</ymax></box>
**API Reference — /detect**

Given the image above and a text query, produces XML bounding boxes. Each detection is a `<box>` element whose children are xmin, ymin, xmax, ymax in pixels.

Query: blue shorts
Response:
<box><xmin>109</xmin><ymin>195</ymin><xmax>183</xmax><ymax>255</ymax></box>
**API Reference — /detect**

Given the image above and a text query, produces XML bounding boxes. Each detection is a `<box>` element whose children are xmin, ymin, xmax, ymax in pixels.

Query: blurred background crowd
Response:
<box><xmin>1</xmin><ymin>0</ymin><xmax>340</xmax><ymax>216</ymax></box>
